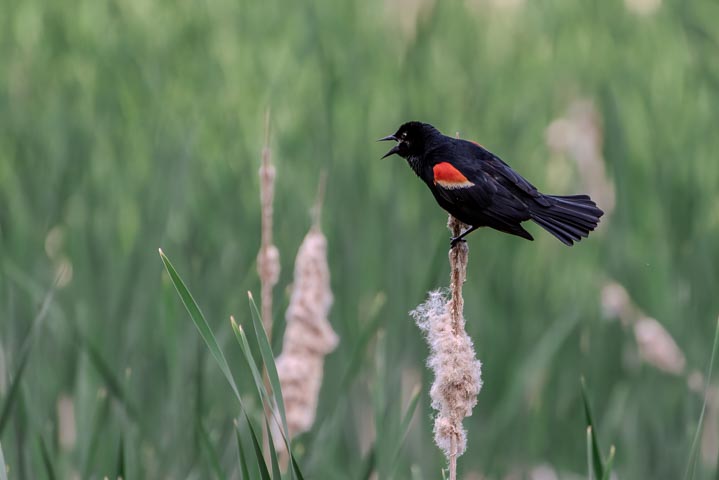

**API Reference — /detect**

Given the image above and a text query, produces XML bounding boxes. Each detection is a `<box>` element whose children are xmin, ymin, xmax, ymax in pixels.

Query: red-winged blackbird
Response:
<box><xmin>379</xmin><ymin>121</ymin><xmax>604</xmax><ymax>247</ymax></box>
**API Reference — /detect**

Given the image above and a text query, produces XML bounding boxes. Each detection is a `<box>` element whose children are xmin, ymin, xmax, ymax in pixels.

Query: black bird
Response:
<box><xmin>379</xmin><ymin>121</ymin><xmax>604</xmax><ymax>247</ymax></box>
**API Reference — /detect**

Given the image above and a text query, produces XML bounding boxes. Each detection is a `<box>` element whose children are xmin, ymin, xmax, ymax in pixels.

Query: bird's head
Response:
<box><xmin>378</xmin><ymin>121</ymin><xmax>439</xmax><ymax>160</ymax></box>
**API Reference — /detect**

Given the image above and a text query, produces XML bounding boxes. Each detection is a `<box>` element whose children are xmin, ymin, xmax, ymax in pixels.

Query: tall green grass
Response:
<box><xmin>2</xmin><ymin>0</ymin><xmax>719</xmax><ymax>477</ymax></box>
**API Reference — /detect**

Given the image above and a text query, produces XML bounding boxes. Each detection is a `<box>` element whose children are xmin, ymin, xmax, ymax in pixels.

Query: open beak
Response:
<box><xmin>378</xmin><ymin>134</ymin><xmax>399</xmax><ymax>159</ymax></box>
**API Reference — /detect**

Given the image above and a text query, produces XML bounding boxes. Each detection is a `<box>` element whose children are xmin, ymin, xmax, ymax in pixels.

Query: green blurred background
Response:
<box><xmin>2</xmin><ymin>0</ymin><xmax>719</xmax><ymax>478</ymax></box>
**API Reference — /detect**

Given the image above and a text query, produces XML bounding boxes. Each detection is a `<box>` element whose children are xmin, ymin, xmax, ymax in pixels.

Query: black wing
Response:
<box><xmin>465</xmin><ymin>141</ymin><xmax>551</xmax><ymax>207</ymax></box>
<box><xmin>428</xmin><ymin>140</ymin><xmax>545</xmax><ymax>226</ymax></box>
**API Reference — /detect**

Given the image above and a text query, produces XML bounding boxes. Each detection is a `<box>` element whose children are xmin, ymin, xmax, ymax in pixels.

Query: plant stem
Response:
<box><xmin>447</xmin><ymin>215</ymin><xmax>469</xmax><ymax>480</ymax></box>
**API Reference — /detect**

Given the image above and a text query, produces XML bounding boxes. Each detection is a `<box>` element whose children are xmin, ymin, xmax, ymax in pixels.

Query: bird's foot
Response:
<box><xmin>450</xmin><ymin>236</ymin><xmax>467</xmax><ymax>249</ymax></box>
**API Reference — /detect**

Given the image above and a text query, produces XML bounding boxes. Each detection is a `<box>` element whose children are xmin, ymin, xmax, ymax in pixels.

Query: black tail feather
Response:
<box><xmin>530</xmin><ymin>195</ymin><xmax>604</xmax><ymax>246</ymax></box>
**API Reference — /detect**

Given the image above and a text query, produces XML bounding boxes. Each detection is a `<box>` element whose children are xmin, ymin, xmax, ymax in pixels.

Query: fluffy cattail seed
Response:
<box><xmin>411</xmin><ymin>216</ymin><xmax>482</xmax><ymax>479</ymax></box>
<box><xmin>273</xmin><ymin>223</ymin><xmax>338</xmax><ymax>447</ymax></box>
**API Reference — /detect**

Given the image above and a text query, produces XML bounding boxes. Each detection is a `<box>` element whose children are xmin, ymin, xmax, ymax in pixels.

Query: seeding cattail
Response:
<box><xmin>272</xmin><ymin>185</ymin><xmax>338</xmax><ymax>448</ymax></box>
<box><xmin>546</xmin><ymin>99</ymin><xmax>615</xmax><ymax>220</ymax></box>
<box><xmin>410</xmin><ymin>216</ymin><xmax>483</xmax><ymax>480</ymax></box>
<box><xmin>57</xmin><ymin>394</ymin><xmax>77</xmax><ymax>451</ymax></box>
<box><xmin>600</xmin><ymin>280</ymin><xmax>687</xmax><ymax>376</ymax></box>
<box><xmin>634</xmin><ymin>315</ymin><xmax>686</xmax><ymax>376</ymax></box>
<box><xmin>257</xmin><ymin>110</ymin><xmax>280</xmax><ymax>338</ymax></box>
<box><xmin>624</xmin><ymin>0</ymin><xmax>661</xmax><ymax>16</ymax></box>
<box><xmin>388</xmin><ymin>0</ymin><xmax>436</xmax><ymax>44</ymax></box>
<box><xmin>600</xmin><ymin>281</ymin><xmax>633</xmax><ymax>326</ymax></box>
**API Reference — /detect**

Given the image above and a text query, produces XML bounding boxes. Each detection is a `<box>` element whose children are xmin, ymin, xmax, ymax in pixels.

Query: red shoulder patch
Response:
<box><xmin>433</xmin><ymin>162</ymin><xmax>474</xmax><ymax>189</ymax></box>
<box><xmin>433</xmin><ymin>162</ymin><xmax>469</xmax><ymax>183</ymax></box>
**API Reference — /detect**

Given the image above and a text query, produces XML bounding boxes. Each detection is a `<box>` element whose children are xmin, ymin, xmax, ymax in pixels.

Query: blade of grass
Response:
<box><xmin>161</xmin><ymin>250</ymin><xmax>286</xmax><ymax>477</ymax></box>
<box><xmin>230</xmin><ymin>318</ymin><xmax>270</xmax><ymax>410</ymax></box>
<box><xmin>359</xmin><ymin>445</ymin><xmax>376</xmax><ymax>480</ymax></box>
<box><xmin>159</xmin><ymin>251</ymin><xmax>301</xmax><ymax>478</ymax></box>
<box><xmin>586</xmin><ymin>427</ymin><xmax>594</xmax><ymax>480</ymax></box>
<box><xmin>235</xmin><ymin>422</ymin><xmax>251</xmax><ymax>480</ymax></box>
<box><xmin>0</xmin><ymin>349</ymin><xmax>29</xmax><ymax>436</ymax></box>
<box><xmin>247</xmin><ymin>292</ymin><xmax>290</xmax><ymax>439</ymax></box>
<box><xmin>490</xmin><ymin>313</ymin><xmax>580</xmax><ymax>442</ymax></box>
<box><xmin>231</xmin><ymin>318</ymin><xmax>290</xmax><ymax>444</ymax></box>
<box><xmin>290</xmin><ymin>455</ymin><xmax>305</xmax><ymax>480</ymax></box>
<box><xmin>265</xmin><ymin>417</ymin><xmax>282</xmax><ymax>480</ymax></box>
<box><xmin>193</xmin><ymin>345</ymin><xmax>206</xmax><ymax>471</ymax></box>
<box><xmin>388</xmin><ymin>385</ymin><xmax>421</xmax><ymax>479</ymax></box>
<box><xmin>231</xmin><ymin>317</ymin><xmax>292</xmax><ymax>473</ymax></box>
<box><xmin>38</xmin><ymin>435</ymin><xmax>57</xmax><ymax>480</ymax></box>
<box><xmin>248</xmin><ymin>292</ymin><xmax>305</xmax><ymax>479</ymax></box>
<box><xmin>246</xmin><ymin>413</ymin><xmax>272</xmax><ymax>480</ymax></box>
<box><xmin>116</xmin><ymin>436</ymin><xmax>125</xmax><ymax>480</ymax></box>
<box><xmin>600</xmin><ymin>445</ymin><xmax>616</xmax><ymax>480</ymax></box>
<box><xmin>199</xmin><ymin>422</ymin><xmax>226</xmax><ymax>480</ymax></box>
<box><xmin>340</xmin><ymin>304</ymin><xmax>385</xmax><ymax>390</ymax></box>
<box><xmin>0</xmin><ymin>441</ymin><xmax>6</xmax><ymax>480</ymax></box>
<box><xmin>82</xmin><ymin>393</ymin><xmax>111</xmax><ymax>477</ymax></box>
<box><xmin>581</xmin><ymin>376</ymin><xmax>604</xmax><ymax>479</ymax></box>
<box><xmin>159</xmin><ymin>249</ymin><xmax>244</xmax><ymax>408</ymax></box>
<box><xmin>16</xmin><ymin>275</ymin><xmax>57</xmax><ymax>360</ymax></box>
<box><xmin>684</xmin><ymin>317</ymin><xmax>719</xmax><ymax>480</ymax></box>
<box><xmin>79</xmin><ymin>333</ymin><xmax>139</xmax><ymax>421</ymax></box>
<box><xmin>0</xmin><ymin>281</ymin><xmax>57</xmax><ymax>436</ymax></box>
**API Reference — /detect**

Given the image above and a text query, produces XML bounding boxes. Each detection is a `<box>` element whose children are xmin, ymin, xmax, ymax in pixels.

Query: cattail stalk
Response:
<box><xmin>545</xmin><ymin>99</ymin><xmax>615</xmax><ymax>220</ymax></box>
<box><xmin>411</xmin><ymin>216</ymin><xmax>483</xmax><ymax>480</ymax></box>
<box><xmin>257</xmin><ymin>109</ymin><xmax>280</xmax><ymax>339</ymax></box>
<box><xmin>256</xmin><ymin>109</ymin><xmax>280</xmax><ymax>457</ymax></box>
<box><xmin>600</xmin><ymin>281</ymin><xmax>686</xmax><ymax>375</ymax></box>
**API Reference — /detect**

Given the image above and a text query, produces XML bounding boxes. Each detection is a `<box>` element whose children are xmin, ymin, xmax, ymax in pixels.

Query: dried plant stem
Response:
<box><xmin>448</xmin><ymin>217</ymin><xmax>468</xmax><ymax>335</ymax></box>
<box><xmin>258</xmin><ymin>109</ymin><xmax>278</xmax><ymax>339</ymax></box>
<box><xmin>256</xmin><ymin>109</ymin><xmax>280</xmax><ymax>459</ymax></box>
<box><xmin>312</xmin><ymin>170</ymin><xmax>327</xmax><ymax>229</ymax></box>
<box><xmin>411</xmin><ymin>216</ymin><xmax>482</xmax><ymax>480</ymax></box>
<box><xmin>449</xmin><ymin>435</ymin><xmax>458</xmax><ymax>480</ymax></box>
<box><xmin>447</xmin><ymin>216</ymin><xmax>468</xmax><ymax>480</ymax></box>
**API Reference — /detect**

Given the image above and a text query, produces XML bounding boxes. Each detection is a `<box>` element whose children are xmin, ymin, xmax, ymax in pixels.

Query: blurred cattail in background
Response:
<box><xmin>546</xmin><ymin>99</ymin><xmax>615</xmax><ymax>221</ymax></box>
<box><xmin>633</xmin><ymin>315</ymin><xmax>686</xmax><ymax>376</ymax></box>
<box><xmin>45</xmin><ymin>225</ymin><xmax>74</xmax><ymax>288</ymax></box>
<box><xmin>601</xmin><ymin>283</ymin><xmax>719</xmax><ymax>467</ymax></box>
<box><xmin>272</xmin><ymin>176</ymin><xmax>338</xmax><ymax>449</ymax></box>
<box><xmin>57</xmin><ymin>394</ymin><xmax>77</xmax><ymax>451</ymax></box>
<box><xmin>411</xmin><ymin>216</ymin><xmax>482</xmax><ymax>480</ymax></box>
<box><xmin>624</xmin><ymin>0</ymin><xmax>661</xmax><ymax>16</ymax></box>
<box><xmin>464</xmin><ymin>0</ymin><xmax>526</xmax><ymax>13</ymax></box>
<box><xmin>255</xmin><ymin>111</ymin><xmax>281</xmax><ymax>458</ymax></box>
<box><xmin>600</xmin><ymin>280</ymin><xmax>686</xmax><ymax>376</ymax></box>
<box><xmin>600</xmin><ymin>281</ymin><xmax>633</xmax><ymax>325</ymax></box>
<box><xmin>387</xmin><ymin>0</ymin><xmax>436</xmax><ymax>44</ymax></box>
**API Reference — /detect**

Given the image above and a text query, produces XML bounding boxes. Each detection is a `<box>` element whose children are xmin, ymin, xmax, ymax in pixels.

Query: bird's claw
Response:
<box><xmin>450</xmin><ymin>236</ymin><xmax>467</xmax><ymax>248</ymax></box>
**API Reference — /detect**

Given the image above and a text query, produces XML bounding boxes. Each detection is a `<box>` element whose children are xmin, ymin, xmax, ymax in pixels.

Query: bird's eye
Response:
<box><xmin>400</xmin><ymin>132</ymin><xmax>407</xmax><ymax>140</ymax></box>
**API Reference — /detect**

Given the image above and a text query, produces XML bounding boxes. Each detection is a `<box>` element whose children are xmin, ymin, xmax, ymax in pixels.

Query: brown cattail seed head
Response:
<box><xmin>546</xmin><ymin>99</ymin><xmax>615</xmax><ymax>220</ymax></box>
<box><xmin>411</xmin><ymin>289</ymin><xmax>482</xmax><ymax>457</ymax></box>
<box><xmin>273</xmin><ymin>227</ymin><xmax>338</xmax><ymax>443</ymax></box>
<box><xmin>601</xmin><ymin>281</ymin><xmax>632</xmax><ymax>321</ymax></box>
<box><xmin>633</xmin><ymin>315</ymin><xmax>686</xmax><ymax>375</ymax></box>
